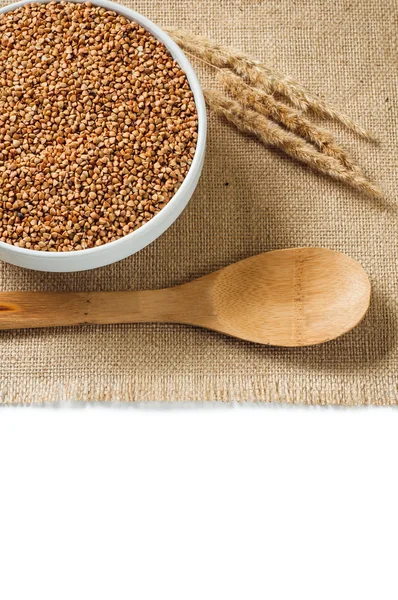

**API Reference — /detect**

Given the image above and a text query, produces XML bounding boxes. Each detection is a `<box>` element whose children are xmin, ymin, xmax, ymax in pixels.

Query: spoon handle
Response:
<box><xmin>0</xmin><ymin>289</ymin><xmax>188</xmax><ymax>330</ymax></box>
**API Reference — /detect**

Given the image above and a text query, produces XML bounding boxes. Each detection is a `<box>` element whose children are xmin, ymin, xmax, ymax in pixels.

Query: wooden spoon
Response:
<box><xmin>0</xmin><ymin>248</ymin><xmax>370</xmax><ymax>346</ymax></box>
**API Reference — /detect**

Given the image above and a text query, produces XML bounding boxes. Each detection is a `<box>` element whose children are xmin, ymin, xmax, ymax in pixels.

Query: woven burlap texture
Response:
<box><xmin>0</xmin><ymin>0</ymin><xmax>397</xmax><ymax>404</ymax></box>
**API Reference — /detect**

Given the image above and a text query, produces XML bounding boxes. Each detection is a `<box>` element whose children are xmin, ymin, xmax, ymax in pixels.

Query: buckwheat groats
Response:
<box><xmin>0</xmin><ymin>1</ymin><xmax>198</xmax><ymax>251</ymax></box>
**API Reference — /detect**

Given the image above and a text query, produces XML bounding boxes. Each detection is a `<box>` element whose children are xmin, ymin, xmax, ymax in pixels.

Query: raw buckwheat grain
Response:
<box><xmin>0</xmin><ymin>1</ymin><xmax>198</xmax><ymax>251</ymax></box>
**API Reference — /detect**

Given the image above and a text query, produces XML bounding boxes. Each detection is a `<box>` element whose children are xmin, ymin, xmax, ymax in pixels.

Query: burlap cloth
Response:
<box><xmin>0</xmin><ymin>0</ymin><xmax>397</xmax><ymax>404</ymax></box>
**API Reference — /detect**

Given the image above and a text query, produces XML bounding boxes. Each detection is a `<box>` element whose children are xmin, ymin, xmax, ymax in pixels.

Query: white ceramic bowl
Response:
<box><xmin>0</xmin><ymin>0</ymin><xmax>206</xmax><ymax>271</ymax></box>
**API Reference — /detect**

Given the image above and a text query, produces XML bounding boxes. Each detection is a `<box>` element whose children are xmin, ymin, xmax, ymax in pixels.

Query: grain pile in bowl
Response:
<box><xmin>0</xmin><ymin>1</ymin><xmax>198</xmax><ymax>251</ymax></box>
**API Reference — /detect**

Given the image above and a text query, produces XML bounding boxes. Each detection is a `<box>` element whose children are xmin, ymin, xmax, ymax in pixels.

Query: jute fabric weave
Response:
<box><xmin>0</xmin><ymin>0</ymin><xmax>397</xmax><ymax>404</ymax></box>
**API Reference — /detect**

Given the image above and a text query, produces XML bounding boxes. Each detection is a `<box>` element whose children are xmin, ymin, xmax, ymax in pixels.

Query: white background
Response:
<box><xmin>0</xmin><ymin>403</ymin><xmax>397</xmax><ymax>600</ymax></box>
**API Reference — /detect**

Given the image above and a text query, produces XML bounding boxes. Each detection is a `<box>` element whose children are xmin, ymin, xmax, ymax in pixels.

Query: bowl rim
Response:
<box><xmin>0</xmin><ymin>0</ymin><xmax>207</xmax><ymax>260</ymax></box>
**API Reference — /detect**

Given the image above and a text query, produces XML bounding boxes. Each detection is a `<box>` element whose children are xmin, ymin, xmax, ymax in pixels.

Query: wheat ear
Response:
<box><xmin>218</xmin><ymin>70</ymin><xmax>362</xmax><ymax>171</ymax></box>
<box><xmin>166</xmin><ymin>27</ymin><xmax>375</xmax><ymax>140</ymax></box>
<box><xmin>205</xmin><ymin>90</ymin><xmax>381</xmax><ymax>198</ymax></box>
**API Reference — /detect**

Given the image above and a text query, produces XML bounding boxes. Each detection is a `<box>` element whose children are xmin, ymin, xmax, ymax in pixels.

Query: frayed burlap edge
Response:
<box><xmin>1</xmin><ymin>375</ymin><xmax>397</xmax><ymax>406</ymax></box>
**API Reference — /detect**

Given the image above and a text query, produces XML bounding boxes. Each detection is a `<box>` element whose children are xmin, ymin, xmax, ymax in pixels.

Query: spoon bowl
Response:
<box><xmin>0</xmin><ymin>248</ymin><xmax>371</xmax><ymax>346</ymax></box>
<box><xmin>207</xmin><ymin>248</ymin><xmax>371</xmax><ymax>345</ymax></box>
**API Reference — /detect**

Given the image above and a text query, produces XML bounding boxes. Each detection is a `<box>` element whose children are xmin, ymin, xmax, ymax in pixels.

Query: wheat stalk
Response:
<box><xmin>218</xmin><ymin>70</ymin><xmax>362</xmax><ymax>171</ymax></box>
<box><xmin>205</xmin><ymin>90</ymin><xmax>381</xmax><ymax>198</ymax></box>
<box><xmin>166</xmin><ymin>27</ymin><xmax>375</xmax><ymax>141</ymax></box>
